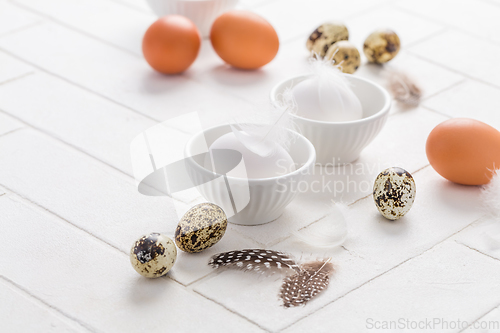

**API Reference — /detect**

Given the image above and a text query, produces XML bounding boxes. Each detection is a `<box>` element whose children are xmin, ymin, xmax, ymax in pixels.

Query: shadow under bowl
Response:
<box><xmin>184</xmin><ymin>124</ymin><xmax>316</xmax><ymax>226</ymax></box>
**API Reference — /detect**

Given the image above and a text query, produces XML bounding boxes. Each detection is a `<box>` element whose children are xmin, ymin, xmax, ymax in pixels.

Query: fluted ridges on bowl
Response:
<box><xmin>146</xmin><ymin>0</ymin><xmax>238</xmax><ymax>36</ymax></box>
<box><xmin>296</xmin><ymin>115</ymin><xmax>388</xmax><ymax>165</ymax></box>
<box><xmin>187</xmin><ymin>166</ymin><xmax>304</xmax><ymax>225</ymax></box>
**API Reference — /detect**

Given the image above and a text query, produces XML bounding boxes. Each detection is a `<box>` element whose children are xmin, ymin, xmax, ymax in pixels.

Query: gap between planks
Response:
<box><xmin>279</xmin><ymin>215</ymin><xmax>490</xmax><ymax>332</ymax></box>
<box><xmin>1</xmin><ymin>1</ymin><xmax>498</xmax><ymax>330</ymax></box>
<box><xmin>4</xmin><ymin>0</ymin><xmax>293</xmax><ymax>112</ymax></box>
<box><xmin>192</xmin><ymin>289</ymin><xmax>271</xmax><ymax>333</ymax></box>
<box><xmin>0</xmin><ymin>275</ymin><xmax>98</xmax><ymax>333</ymax></box>
<box><xmin>460</xmin><ymin>301</ymin><xmax>500</xmax><ymax>332</ymax></box>
<box><xmin>394</xmin><ymin>2</ymin><xmax>500</xmax><ymax>50</ymax></box>
<box><xmin>0</xmin><ymin>108</ymin><xmax>195</xmax><ymax>207</ymax></box>
<box><xmin>0</xmin><ymin>191</ymin><xmax>264</xmax><ymax>332</ymax></box>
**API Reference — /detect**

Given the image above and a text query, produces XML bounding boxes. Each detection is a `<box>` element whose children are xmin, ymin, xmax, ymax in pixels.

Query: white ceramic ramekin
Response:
<box><xmin>270</xmin><ymin>75</ymin><xmax>391</xmax><ymax>165</ymax></box>
<box><xmin>184</xmin><ymin>124</ymin><xmax>316</xmax><ymax>226</ymax></box>
<box><xmin>145</xmin><ymin>0</ymin><xmax>238</xmax><ymax>37</ymax></box>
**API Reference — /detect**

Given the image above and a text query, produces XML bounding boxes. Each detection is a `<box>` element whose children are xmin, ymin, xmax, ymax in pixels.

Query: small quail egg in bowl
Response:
<box><xmin>184</xmin><ymin>124</ymin><xmax>316</xmax><ymax>226</ymax></box>
<box><xmin>271</xmin><ymin>75</ymin><xmax>391</xmax><ymax>165</ymax></box>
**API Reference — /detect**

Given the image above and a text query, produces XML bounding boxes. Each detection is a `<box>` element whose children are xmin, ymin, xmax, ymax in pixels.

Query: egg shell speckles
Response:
<box><xmin>373</xmin><ymin>167</ymin><xmax>416</xmax><ymax>220</ymax></box>
<box><xmin>363</xmin><ymin>29</ymin><xmax>400</xmax><ymax>64</ymax></box>
<box><xmin>306</xmin><ymin>22</ymin><xmax>349</xmax><ymax>58</ymax></box>
<box><xmin>325</xmin><ymin>40</ymin><xmax>360</xmax><ymax>74</ymax></box>
<box><xmin>130</xmin><ymin>233</ymin><xmax>177</xmax><ymax>278</ymax></box>
<box><xmin>175</xmin><ymin>203</ymin><xmax>227</xmax><ymax>253</ymax></box>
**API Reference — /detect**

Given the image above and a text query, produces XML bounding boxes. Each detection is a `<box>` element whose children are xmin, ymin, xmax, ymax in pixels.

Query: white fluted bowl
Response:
<box><xmin>145</xmin><ymin>0</ymin><xmax>238</xmax><ymax>37</ymax></box>
<box><xmin>271</xmin><ymin>75</ymin><xmax>391</xmax><ymax>165</ymax></box>
<box><xmin>184</xmin><ymin>124</ymin><xmax>316</xmax><ymax>225</ymax></box>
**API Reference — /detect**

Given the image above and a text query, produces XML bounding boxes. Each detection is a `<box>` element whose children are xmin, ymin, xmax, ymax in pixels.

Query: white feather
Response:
<box><xmin>292</xmin><ymin>56</ymin><xmax>363</xmax><ymax>122</ymax></box>
<box><xmin>309</xmin><ymin>55</ymin><xmax>351</xmax><ymax>87</ymax></box>
<box><xmin>230</xmin><ymin>89</ymin><xmax>297</xmax><ymax>157</ymax></box>
<box><xmin>476</xmin><ymin>170</ymin><xmax>500</xmax><ymax>251</ymax></box>
<box><xmin>292</xmin><ymin>202</ymin><xmax>348</xmax><ymax>248</ymax></box>
<box><xmin>386</xmin><ymin>69</ymin><xmax>422</xmax><ymax>106</ymax></box>
<box><xmin>482</xmin><ymin>170</ymin><xmax>500</xmax><ymax>218</ymax></box>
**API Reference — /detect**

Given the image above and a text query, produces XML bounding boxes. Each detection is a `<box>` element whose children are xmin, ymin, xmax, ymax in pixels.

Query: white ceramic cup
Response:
<box><xmin>270</xmin><ymin>74</ymin><xmax>391</xmax><ymax>165</ymax></box>
<box><xmin>145</xmin><ymin>0</ymin><xmax>239</xmax><ymax>37</ymax></box>
<box><xmin>184</xmin><ymin>124</ymin><xmax>316</xmax><ymax>226</ymax></box>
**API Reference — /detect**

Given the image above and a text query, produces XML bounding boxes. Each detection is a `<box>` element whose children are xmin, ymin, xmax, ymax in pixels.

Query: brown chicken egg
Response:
<box><xmin>210</xmin><ymin>11</ymin><xmax>279</xmax><ymax>69</ymax></box>
<box><xmin>142</xmin><ymin>15</ymin><xmax>201</xmax><ymax>74</ymax></box>
<box><xmin>426</xmin><ymin>118</ymin><xmax>500</xmax><ymax>185</ymax></box>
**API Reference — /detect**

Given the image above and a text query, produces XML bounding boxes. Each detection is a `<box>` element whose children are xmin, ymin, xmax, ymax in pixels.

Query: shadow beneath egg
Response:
<box><xmin>434</xmin><ymin>180</ymin><xmax>482</xmax><ymax>212</ymax></box>
<box><xmin>373</xmin><ymin>213</ymin><xmax>410</xmax><ymax>236</ymax></box>
<box><xmin>360</xmin><ymin>62</ymin><xmax>384</xmax><ymax>76</ymax></box>
<box><xmin>207</xmin><ymin>64</ymin><xmax>269</xmax><ymax>86</ymax></box>
<box><xmin>139</xmin><ymin>70</ymin><xmax>191</xmax><ymax>95</ymax></box>
<box><xmin>128</xmin><ymin>275</ymin><xmax>172</xmax><ymax>304</ymax></box>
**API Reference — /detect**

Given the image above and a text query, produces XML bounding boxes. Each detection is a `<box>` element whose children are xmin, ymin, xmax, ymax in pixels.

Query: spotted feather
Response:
<box><xmin>280</xmin><ymin>259</ymin><xmax>334</xmax><ymax>307</ymax></box>
<box><xmin>208</xmin><ymin>249</ymin><xmax>300</xmax><ymax>273</ymax></box>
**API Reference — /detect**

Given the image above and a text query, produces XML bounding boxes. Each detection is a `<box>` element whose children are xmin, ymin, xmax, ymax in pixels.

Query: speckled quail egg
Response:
<box><xmin>130</xmin><ymin>233</ymin><xmax>177</xmax><ymax>278</ymax></box>
<box><xmin>363</xmin><ymin>29</ymin><xmax>400</xmax><ymax>63</ymax></box>
<box><xmin>325</xmin><ymin>40</ymin><xmax>360</xmax><ymax>74</ymax></box>
<box><xmin>373</xmin><ymin>167</ymin><xmax>416</xmax><ymax>220</ymax></box>
<box><xmin>175</xmin><ymin>203</ymin><xmax>227</xmax><ymax>253</ymax></box>
<box><xmin>306</xmin><ymin>22</ymin><xmax>349</xmax><ymax>58</ymax></box>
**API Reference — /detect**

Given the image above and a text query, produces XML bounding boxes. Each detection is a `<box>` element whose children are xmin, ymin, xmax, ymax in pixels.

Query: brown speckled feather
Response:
<box><xmin>388</xmin><ymin>71</ymin><xmax>422</xmax><ymax>106</ymax></box>
<box><xmin>209</xmin><ymin>249</ymin><xmax>300</xmax><ymax>273</ymax></box>
<box><xmin>280</xmin><ymin>259</ymin><xmax>334</xmax><ymax>307</ymax></box>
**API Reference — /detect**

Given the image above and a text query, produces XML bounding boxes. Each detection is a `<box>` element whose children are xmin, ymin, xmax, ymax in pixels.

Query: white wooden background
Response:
<box><xmin>1</xmin><ymin>0</ymin><xmax>500</xmax><ymax>332</ymax></box>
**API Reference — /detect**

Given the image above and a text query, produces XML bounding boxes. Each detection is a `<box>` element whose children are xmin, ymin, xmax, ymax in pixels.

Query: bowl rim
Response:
<box><xmin>270</xmin><ymin>74</ymin><xmax>392</xmax><ymax>126</ymax></box>
<box><xmin>147</xmin><ymin>0</ymin><xmax>238</xmax><ymax>3</ymax></box>
<box><xmin>184</xmin><ymin>124</ymin><xmax>316</xmax><ymax>183</ymax></box>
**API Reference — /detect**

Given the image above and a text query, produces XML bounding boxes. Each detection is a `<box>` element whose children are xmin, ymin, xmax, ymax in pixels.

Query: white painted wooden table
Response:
<box><xmin>1</xmin><ymin>0</ymin><xmax>500</xmax><ymax>332</ymax></box>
